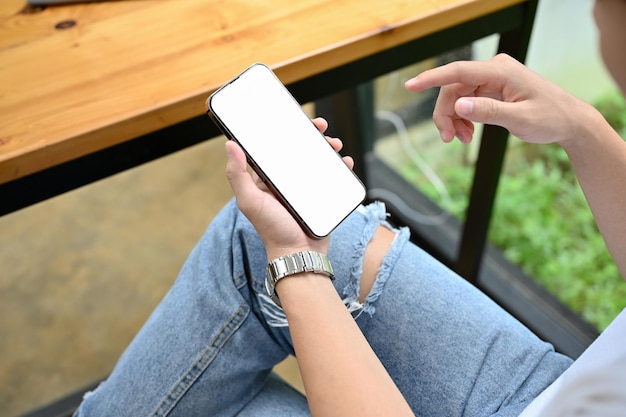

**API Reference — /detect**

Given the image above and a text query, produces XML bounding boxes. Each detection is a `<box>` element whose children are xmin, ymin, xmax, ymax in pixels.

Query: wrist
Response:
<box><xmin>559</xmin><ymin>101</ymin><xmax>608</xmax><ymax>152</ymax></box>
<box><xmin>265</xmin><ymin>241</ymin><xmax>330</xmax><ymax>262</ymax></box>
<box><xmin>265</xmin><ymin>250</ymin><xmax>334</xmax><ymax>307</ymax></box>
<box><xmin>276</xmin><ymin>272</ymin><xmax>339</xmax><ymax>312</ymax></box>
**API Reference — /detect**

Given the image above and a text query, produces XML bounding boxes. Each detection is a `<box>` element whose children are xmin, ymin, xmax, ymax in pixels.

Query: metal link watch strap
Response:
<box><xmin>265</xmin><ymin>250</ymin><xmax>334</xmax><ymax>307</ymax></box>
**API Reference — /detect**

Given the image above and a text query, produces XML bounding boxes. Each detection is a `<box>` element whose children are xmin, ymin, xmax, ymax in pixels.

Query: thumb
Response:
<box><xmin>455</xmin><ymin>97</ymin><xmax>513</xmax><ymax>127</ymax></box>
<box><xmin>225</xmin><ymin>141</ymin><xmax>254</xmax><ymax>199</ymax></box>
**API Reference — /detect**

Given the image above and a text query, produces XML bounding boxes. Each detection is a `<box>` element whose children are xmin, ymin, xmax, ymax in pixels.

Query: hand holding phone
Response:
<box><xmin>207</xmin><ymin>64</ymin><xmax>366</xmax><ymax>239</ymax></box>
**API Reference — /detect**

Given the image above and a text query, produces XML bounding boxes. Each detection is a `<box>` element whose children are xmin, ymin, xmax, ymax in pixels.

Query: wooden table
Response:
<box><xmin>1</xmin><ymin>0</ymin><xmax>534</xmax><ymax>216</ymax></box>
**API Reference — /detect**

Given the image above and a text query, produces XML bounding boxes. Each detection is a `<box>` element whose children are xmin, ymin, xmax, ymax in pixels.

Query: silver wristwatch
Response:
<box><xmin>265</xmin><ymin>250</ymin><xmax>334</xmax><ymax>307</ymax></box>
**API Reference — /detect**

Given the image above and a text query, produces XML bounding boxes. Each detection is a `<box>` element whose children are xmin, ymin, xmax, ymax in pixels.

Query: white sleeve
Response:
<box><xmin>519</xmin><ymin>308</ymin><xmax>626</xmax><ymax>417</ymax></box>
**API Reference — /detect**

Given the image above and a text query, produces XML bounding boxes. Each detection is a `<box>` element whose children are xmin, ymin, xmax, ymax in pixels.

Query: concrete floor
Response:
<box><xmin>0</xmin><ymin>136</ymin><xmax>303</xmax><ymax>417</ymax></box>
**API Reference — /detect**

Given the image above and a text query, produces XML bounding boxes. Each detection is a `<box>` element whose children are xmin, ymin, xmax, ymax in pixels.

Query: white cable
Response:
<box><xmin>367</xmin><ymin>187</ymin><xmax>449</xmax><ymax>226</ymax></box>
<box><xmin>374</xmin><ymin>109</ymin><xmax>452</xmax><ymax>226</ymax></box>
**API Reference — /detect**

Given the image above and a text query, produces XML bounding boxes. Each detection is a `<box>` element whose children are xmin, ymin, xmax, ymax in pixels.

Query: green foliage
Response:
<box><xmin>398</xmin><ymin>142</ymin><xmax>471</xmax><ymax>219</ymax></box>
<box><xmin>489</xmin><ymin>143</ymin><xmax>625</xmax><ymax>330</ymax></box>
<box><xmin>399</xmin><ymin>135</ymin><xmax>626</xmax><ymax>331</ymax></box>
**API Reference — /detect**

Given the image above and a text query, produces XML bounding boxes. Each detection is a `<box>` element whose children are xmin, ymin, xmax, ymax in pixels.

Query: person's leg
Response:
<box><xmin>74</xmin><ymin>199</ymin><xmax>306</xmax><ymax>417</ymax></box>
<box><xmin>325</xmin><ymin>202</ymin><xmax>572</xmax><ymax>417</ymax></box>
<box><xmin>75</xmin><ymin>199</ymin><xmax>570</xmax><ymax>417</ymax></box>
<box><xmin>244</xmin><ymin>201</ymin><xmax>570</xmax><ymax>416</ymax></box>
<box><xmin>236</xmin><ymin>373</ymin><xmax>310</xmax><ymax>417</ymax></box>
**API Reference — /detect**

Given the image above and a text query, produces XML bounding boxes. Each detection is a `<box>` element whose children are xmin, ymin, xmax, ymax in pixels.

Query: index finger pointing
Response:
<box><xmin>404</xmin><ymin>55</ymin><xmax>514</xmax><ymax>92</ymax></box>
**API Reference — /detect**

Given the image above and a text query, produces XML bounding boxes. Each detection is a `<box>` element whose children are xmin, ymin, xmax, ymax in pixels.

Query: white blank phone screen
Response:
<box><xmin>209</xmin><ymin>64</ymin><xmax>366</xmax><ymax>237</ymax></box>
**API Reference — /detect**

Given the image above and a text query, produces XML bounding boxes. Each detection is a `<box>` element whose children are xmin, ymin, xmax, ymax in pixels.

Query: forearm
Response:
<box><xmin>277</xmin><ymin>274</ymin><xmax>415</xmax><ymax>417</ymax></box>
<box><xmin>561</xmin><ymin>104</ymin><xmax>626</xmax><ymax>279</ymax></box>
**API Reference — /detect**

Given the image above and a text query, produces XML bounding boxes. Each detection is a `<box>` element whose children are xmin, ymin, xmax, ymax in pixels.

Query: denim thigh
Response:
<box><xmin>74</xmin><ymin>199</ymin><xmax>571</xmax><ymax>417</ymax></box>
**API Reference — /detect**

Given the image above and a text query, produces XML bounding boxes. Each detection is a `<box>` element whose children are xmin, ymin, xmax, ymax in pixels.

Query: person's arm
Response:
<box><xmin>405</xmin><ymin>53</ymin><xmax>626</xmax><ymax>279</ymax></box>
<box><xmin>276</xmin><ymin>272</ymin><xmax>414</xmax><ymax>417</ymax></box>
<box><xmin>225</xmin><ymin>119</ymin><xmax>415</xmax><ymax>417</ymax></box>
<box><xmin>560</xmin><ymin>107</ymin><xmax>626</xmax><ymax>279</ymax></box>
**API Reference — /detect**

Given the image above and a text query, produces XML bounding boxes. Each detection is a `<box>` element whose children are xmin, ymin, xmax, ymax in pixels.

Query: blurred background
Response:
<box><xmin>2</xmin><ymin>1</ymin><xmax>625</xmax><ymax>416</ymax></box>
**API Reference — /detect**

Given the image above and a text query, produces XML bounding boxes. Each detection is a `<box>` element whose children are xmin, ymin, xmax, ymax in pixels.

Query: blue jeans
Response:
<box><xmin>74</xmin><ymin>199</ymin><xmax>571</xmax><ymax>417</ymax></box>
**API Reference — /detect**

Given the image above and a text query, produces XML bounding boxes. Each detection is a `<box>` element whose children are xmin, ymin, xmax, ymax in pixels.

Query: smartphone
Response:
<box><xmin>207</xmin><ymin>63</ymin><xmax>366</xmax><ymax>238</ymax></box>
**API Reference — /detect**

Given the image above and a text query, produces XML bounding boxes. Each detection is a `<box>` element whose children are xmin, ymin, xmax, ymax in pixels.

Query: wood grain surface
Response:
<box><xmin>0</xmin><ymin>0</ymin><xmax>524</xmax><ymax>184</ymax></box>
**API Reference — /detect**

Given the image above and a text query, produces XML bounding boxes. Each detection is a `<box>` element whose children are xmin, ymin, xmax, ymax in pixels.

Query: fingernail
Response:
<box><xmin>456</xmin><ymin>98</ymin><xmax>474</xmax><ymax>116</ymax></box>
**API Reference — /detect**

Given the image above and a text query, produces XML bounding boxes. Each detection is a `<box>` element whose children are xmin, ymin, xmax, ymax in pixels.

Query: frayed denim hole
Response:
<box><xmin>341</xmin><ymin>201</ymin><xmax>388</xmax><ymax>316</ymax></box>
<box><xmin>344</xmin><ymin>298</ymin><xmax>366</xmax><ymax>320</ymax></box>
<box><xmin>257</xmin><ymin>292</ymin><xmax>289</xmax><ymax>328</ymax></box>
<box><xmin>361</xmin><ymin>226</ymin><xmax>410</xmax><ymax>316</ymax></box>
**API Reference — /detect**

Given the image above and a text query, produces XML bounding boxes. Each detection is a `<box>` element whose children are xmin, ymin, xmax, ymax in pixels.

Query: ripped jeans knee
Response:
<box><xmin>258</xmin><ymin>202</ymin><xmax>410</xmax><ymax>326</ymax></box>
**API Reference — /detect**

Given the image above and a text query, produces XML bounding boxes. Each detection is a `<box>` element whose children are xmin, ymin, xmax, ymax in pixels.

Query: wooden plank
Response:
<box><xmin>0</xmin><ymin>0</ymin><xmax>525</xmax><ymax>184</ymax></box>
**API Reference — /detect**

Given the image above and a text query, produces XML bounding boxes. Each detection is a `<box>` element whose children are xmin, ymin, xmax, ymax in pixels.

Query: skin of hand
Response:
<box><xmin>225</xmin><ymin>117</ymin><xmax>353</xmax><ymax>261</ymax></box>
<box><xmin>405</xmin><ymin>0</ymin><xmax>626</xmax><ymax>147</ymax></box>
<box><xmin>404</xmin><ymin>31</ymin><xmax>626</xmax><ymax>280</ymax></box>
<box><xmin>404</xmin><ymin>53</ymin><xmax>598</xmax><ymax>148</ymax></box>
